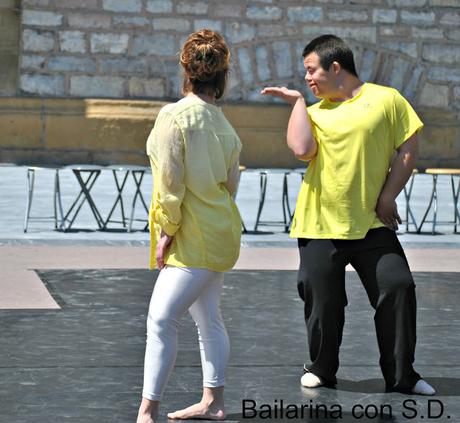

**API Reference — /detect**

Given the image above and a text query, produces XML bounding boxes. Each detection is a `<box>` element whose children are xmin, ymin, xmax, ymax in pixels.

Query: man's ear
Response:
<box><xmin>331</xmin><ymin>61</ymin><xmax>341</xmax><ymax>74</ymax></box>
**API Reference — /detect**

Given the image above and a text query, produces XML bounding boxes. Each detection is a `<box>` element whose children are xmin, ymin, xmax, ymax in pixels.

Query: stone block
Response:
<box><xmin>48</xmin><ymin>56</ymin><xmax>96</xmax><ymax>72</ymax></box>
<box><xmin>306</xmin><ymin>26</ymin><xmax>376</xmax><ymax>44</ymax></box>
<box><xmin>412</xmin><ymin>27</ymin><xmax>443</xmax><ymax>39</ymax></box>
<box><xmin>132</xmin><ymin>34</ymin><xmax>175</xmax><ymax>56</ymax></box>
<box><xmin>255</xmin><ymin>45</ymin><xmax>271</xmax><ymax>82</ymax></box>
<box><xmin>58</xmin><ymin>0</ymin><xmax>99</xmax><ymax>9</ymax></box>
<box><xmin>91</xmin><ymin>33</ymin><xmax>129</xmax><ymax>54</ymax></box>
<box><xmin>99</xmin><ymin>57</ymin><xmax>147</xmax><ymax>74</ymax></box>
<box><xmin>440</xmin><ymin>13</ymin><xmax>460</xmax><ymax>27</ymax></box>
<box><xmin>428</xmin><ymin>67</ymin><xmax>460</xmax><ymax>83</ymax></box>
<box><xmin>22</xmin><ymin>10</ymin><xmax>63</xmax><ymax>27</ymax></box>
<box><xmin>388</xmin><ymin>0</ymin><xmax>426</xmax><ymax>5</ymax></box>
<box><xmin>22</xmin><ymin>29</ymin><xmax>55</xmax><ymax>52</ymax></box>
<box><xmin>193</xmin><ymin>19</ymin><xmax>222</xmax><ymax>32</ymax></box>
<box><xmin>401</xmin><ymin>10</ymin><xmax>435</xmax><ymax>26</ymax></box>
<box><xmin>423</xmin><ymin>43</ymin><xmax>460</xmax><ymax>65</ymax></box>
<box><xmin>328</xmin><ymin>10</ymin><xmax>368</xmax><ymax>22</ymax></box>
<box><xmin>225</xmin><ymin>22</ymin><xmax>255</xmax><ymax>44</ymax></box>
<box><xmin>237</xmin><ymin>48</ymin><xmax>253</xmax><ymax>85</ymax></box>
<box><xmin>359</xmin><ymin>50</ymin><xmax>377</xmax><ymax>82</ymax></box>
<box><xmin>454</xmin><ymin>86</ymin><xmax>460</xmax><ymax>100</ymax></box>
<box><xmin>22</xmin><ymin>0</ymin><xmax>50</xmax><ymax>5</ymax></box>
<box><xmin>430</xmin><ymin>0</ymin><xmax>459</xmax><ymax>5</ymax></box>
<box><xmin>257</xmin><ymin>24</ymin><xmax>287</xmax><ymax>38</ymax></box>
<box><xmin>129</xmin><ymin>77</ymin><xmax>165</xmax><ymax>98</ymax></box>
<box><xmin>177</xmin><ymin>1</ymin><xmax>208</xmax><ymax>14</ymax></box>
<box><xmin>70</xmin><ymin>76</ymin><xmax>125</xmax><ymax>97</ymax></box>
<box><xmin>68</xmin><ymin>13</ymin><xmax>111</xmax><ymax>29</ymax></box>
<box><xmin>20</xmin><ymin>74</ymin><xmax>65</xmax><ymax>96</ymax></box>
<box><xmin>153</xmin><ymin>18</ymin><xmax>190</xmax><ymax>31</ymax></box>
<box><xmin>272</xmin><ymin>41</ymin><xmax>293</xmax><ymax>78</ymax></box>
<box><xmin>21</xmin><ymin>55</ymin><xmax>45</xmax><ymax>71</ymax></box>
<box><xmin>403</xmin><ymin>64</ymin><xmax>423</xmax><ymax>102</ymax></box>
<box><xmin>246</xmin><ymin>5</ymin><xmax>282</xmax><ymax>20</ymax></box>
<box><xmin>213</xmin><ymin>4</ymin><xmax>243</xmax><ymax>18</ymax></box>
<box><xmin>113</xmin><ymin>16</ymin><xmax>150</xmax><ymax>28</ymax></box>
<box><xmin>381</xmin><ymin>41</ymin><xmax>418</xmax><ymax>58</ymax></box>
<box><xmin>372</xmin><ymin>9</ymin><xmax>397</xmax><ymax>24</ymax></box>
<box><xmin>102</xmin><ymin>0</ymin><xmax>142</xmax><ymax>12</ymax></box>
<box><xmin>446</xmin><ymin>29</ymin><xmax>460</xmax><ymax>41</ymax></box>
<box><xmin>420</xmin><ymin>83</ymin><xmax>449</xmax><ymax>108</ymax></box>
<box><xmin>388</xmin><ymin>57</ymin><xmax>410</xmax><ymax>91</ymax></box>
<box><xmin>379</xmin><ymin>26</ymin><xmax>410</xmax><ymax>37</ymax></box>
<box><xmin>146</xmin><ymin>0</ymin><xmax>173</xmax><ymax>13</ymax></box>
<box><xmin>59</xmin><ymin>30</ymin><xmax>86</xmax><ymax>53</ymax></box>
<box><xmin>287</xmin><ymin>7</ymin><xmax>322</xmax><ymax>23</ymax></box>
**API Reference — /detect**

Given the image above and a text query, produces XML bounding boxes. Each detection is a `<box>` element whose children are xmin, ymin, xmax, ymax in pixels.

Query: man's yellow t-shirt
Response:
<box><xmin>290</xmin><ymin>82</ymin><xmax>423</xmax><ymax>240</ymax></box>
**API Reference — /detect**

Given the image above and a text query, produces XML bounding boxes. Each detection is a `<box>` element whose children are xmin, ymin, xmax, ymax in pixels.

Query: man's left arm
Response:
<box><xmin>376</xmin><ymin>133</ymin><xmax>419</xmax><ymax>230</ymax></box>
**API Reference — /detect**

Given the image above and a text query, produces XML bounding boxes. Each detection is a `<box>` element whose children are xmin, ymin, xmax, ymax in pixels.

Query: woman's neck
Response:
<box><xmin>186</xmin><ymin>91</ymin><xmax>217</xmax><ymax>105</ymax></box>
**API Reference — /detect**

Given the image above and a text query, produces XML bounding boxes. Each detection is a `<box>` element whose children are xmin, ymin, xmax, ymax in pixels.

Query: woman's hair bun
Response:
<box><xmin>180</xmin><ymin>29</ymin><xmax>230</xmax><ymax>83</ymax></box>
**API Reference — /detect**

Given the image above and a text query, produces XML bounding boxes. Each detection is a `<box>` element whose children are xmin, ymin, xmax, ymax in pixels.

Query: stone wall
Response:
<box><xmin>1</xmin><ymin>0</ymin><xmax>459</xmax><ymax>166</ymax></box>
<box><xmin>18</xmin><ymin>0</ymin><xmax>460</xmax><ymax>112</ymax></box>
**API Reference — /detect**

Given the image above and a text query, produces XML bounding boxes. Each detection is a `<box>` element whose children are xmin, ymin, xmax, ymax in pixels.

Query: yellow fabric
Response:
<box><xmin>147</xmin><ymin>96</ymin><xmax>242</xmax><ymax>271</ymax></box>
<box><xmin>290</xmin><ymin>83</ymin><xmax>423</xmax><ymax>240</ymax></box>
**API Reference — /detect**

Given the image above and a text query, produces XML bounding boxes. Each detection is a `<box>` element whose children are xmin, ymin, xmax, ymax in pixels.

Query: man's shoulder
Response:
<box><xmin>365</xmin><ymin>82</ymin><xmax>399</xmax><ymax>100</ymax></box>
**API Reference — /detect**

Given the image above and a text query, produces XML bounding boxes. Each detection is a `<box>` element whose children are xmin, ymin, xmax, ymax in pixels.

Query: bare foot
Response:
<box><xmin>137</xmin><ymin>398</ymin><xmax>159</xmax><ymax>423</ymax></box>
<box><xmin>167</xmin><ymin>402</ymin><xmax>226</xmax><ymax>420</ymax></box>
<box><xmin>136</xmin><ymin>411</ymin><xmax>156</xmax><ymax>423</ymax></box>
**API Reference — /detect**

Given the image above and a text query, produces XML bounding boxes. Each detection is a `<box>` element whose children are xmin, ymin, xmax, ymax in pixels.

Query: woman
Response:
<box><xmin>136</xmin><ymin>29</ymin><xmax>242</xmax><ymax>423</ymax></box>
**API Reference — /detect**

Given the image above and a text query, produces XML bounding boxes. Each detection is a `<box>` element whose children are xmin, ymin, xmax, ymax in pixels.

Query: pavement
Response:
<box><xmin>0</xmin><ymin>163</ymin><xmax>459</xmax><ymax>422</ymax></box>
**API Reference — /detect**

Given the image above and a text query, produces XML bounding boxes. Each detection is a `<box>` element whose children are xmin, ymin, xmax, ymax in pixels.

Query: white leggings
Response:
<box><xmin>142</xmin><ymin>266</ymin><xmax>229</xmax><ymax>401</ymax></box>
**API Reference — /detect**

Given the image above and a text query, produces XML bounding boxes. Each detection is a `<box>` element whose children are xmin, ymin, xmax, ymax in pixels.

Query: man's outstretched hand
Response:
<box><xmin>261</xmin><ymin>87</ymin><xmax>304</xmax><ymax>105</ymax></box>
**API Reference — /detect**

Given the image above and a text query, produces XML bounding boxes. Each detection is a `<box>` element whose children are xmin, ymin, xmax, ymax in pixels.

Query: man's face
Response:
<box><xmin>303</xmin><ymin>52</ymin><xmax>336</xmax><ymax>99</ymax></box>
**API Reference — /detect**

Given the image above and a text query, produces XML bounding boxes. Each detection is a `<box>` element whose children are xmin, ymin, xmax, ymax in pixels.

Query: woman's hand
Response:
<box><xmin>376</xmin><ymin>194</ymin><xmax>402</xmax><ymax>231</ymax></box>
<box><xmin>156</xmin><ymin>230</ymin><xmax>174</xmax><ymax>269</ymax></box>
<box><xmin>261</xmin><ymin>87</ymin><xmax>304</xmax><ymax>105</ymax></box>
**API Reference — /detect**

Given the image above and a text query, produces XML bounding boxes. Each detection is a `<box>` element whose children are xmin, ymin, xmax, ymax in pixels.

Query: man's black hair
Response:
<box><xmin>302</xmin><ymin>34</ymin><xmax>359</xmax><ymax>77</ymax></box>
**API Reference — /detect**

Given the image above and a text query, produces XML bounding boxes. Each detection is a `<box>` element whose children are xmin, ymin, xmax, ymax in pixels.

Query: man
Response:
<box><xmin>262</xmin><ymin>34</ymin><xmax>435</xmax><ymax>395</ymax></box>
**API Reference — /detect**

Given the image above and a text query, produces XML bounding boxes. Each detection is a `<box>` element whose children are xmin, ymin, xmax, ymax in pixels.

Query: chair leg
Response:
<box><xmin>417</xmin><ymin>175</ymin><xmax>436</xmax><ymax>234</ymax></box>
<box><xmin>24</xmin><ymin>169</ymin><xmax>35</xmax><ymax>233</ymax></box>
<box><xmin>452</xmin><ymin>175</ymin><xmax>460</xmax><ymax>234</ymax></box>
<box><xmin>432</xmin><ymin>175</ymin><xmax>438</xmax><ymax>235</ymax></box>
<box><xmin>282</xmin><ymin>172</ymin><xmax>291</xmax><ymax>232</ymax></box>
<box><xmin>253</xmin><ymin>172</ymin><xmax>267</xmax><ymax>232</ymax></box>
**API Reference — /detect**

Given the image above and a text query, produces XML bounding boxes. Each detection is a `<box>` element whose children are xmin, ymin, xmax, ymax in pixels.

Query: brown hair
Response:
<box><xmin>180</xmin><ymin>29</ymin><xmax>230</xmax><ymax>100</ymax></box>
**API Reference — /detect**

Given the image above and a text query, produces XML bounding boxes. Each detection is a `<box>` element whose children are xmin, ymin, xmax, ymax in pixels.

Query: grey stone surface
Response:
<box><xmin>238</xmin><ymin>48</ymin><xmax>253</xmax><ymax>85</ymax></box>
<box><xmin>21</xmin><ymin>55</ymin><xmax>46</xmax><ymax>71</ymax></box>
<box><xmin>401</xmin><ymin>10</ymin><xmax>436</xmax><ymax>26</ymax></box>
<box><xmin>428</xmin><ymin>67</ymin><xmax>460</xmax><ymax>83</ymax></box>
<box><xmin>22</xmin><ymin>9</ymin><xmax>63</xmax><ymax>27</ymax></box>
<box><xmin>423</xmin><ymin>43</ymin><xmax>460</xmax><ymax>65</ymax></box>
<box><xmin>129</xmin><ymin>77</ymin><xmax>165</xmax><ymax>98</ymax></box>
<box><xmin>372</xmin><ymin>9</ymin><xmax>397</xmax><ymax>24</ymax></box>
<box><xmin>287</xmin><ymin>7</ymin><xmax>323</xmax><ymax>23</ymax></box>
<box><xmin>419</xmin><ymin>83</ymin><xmax>449</xmax><ymax>108</ymax></box>
<box><xmin>176</xmin><ymin>1</ymin><xmax>208</xmax><ymax>15</ymax></box>
<box><xmin>255</xmin><ymin>45</ymin><xmax>271</xmax><ymax>82</ymax></box>
<box><xmin>145</xmin><ymin>0</ymin><xmax>173</xmax><ymax>14</ymax></box>
<box><xmin>440</xmin><ymin>11</ymin><xmax>460</xmax><ymax>26</ymax></box>
<box><xmin>59</xmin><ymin>30</ymin><xmax>86</xmax><ymax>53</ymax></box>
<box><xmin>67</xmin><ymin>13</ymin><xmax>111</xmax><ymax>29</ymax></box>
<box><xmin>102</xmin><ymin>0</ymin><xmax>142</xmax><ymax>13</ymax></box>
<box><xmin>90</xmin><ymin>33</ymin><xmax>129</xmax><ymax>55</ymax></box>
<box><xmin>20</xmin><ymin>74</ymin><xmax>65</xmax><ymax>96</ymax></box>
<box><xmin>48</xmin><ymin>56</ymin><xmax>96</xmax><ymax>72</ymax></box>
<box><xmin>0</xmin><ymin>268</ymin><xmax>458</xmax><ymax>422</ymax></box>
<box><xmin>328</xmin><ymin>10</ymin><xmax>368</xmax><ymax>22</ymax></box>
<box><xmin>113</xmin><ymin>16</ymin><xmax>150</xmax><ymax>28</ymax></box>
<box><xmin>153</xmin><ymin>18</ymin><xmax>191</xmax><ymax>32</ymax></box>
<box><xmin>99</xmin><ymin>57</ymin><xmax>147</xmax><ymax>75</ymax></box>
<box><xmin>272</xmin><ymin>41</ymin><xmax>293</xmax><ymax>79</ymax></box>
<box><xmin>381</xmin><ymin>41</ymin><xmax>418</xmax><ymax>59</ymax></box>
<box><xmin>193</xmin><ymin>19</ymin><xmax>222</xmax><ymax>32</ymax></box>
<box><xmin>246</xmin><ymin>5</ymin><xmax>282</xmax><ymax>21</ymax></box>
<box><xmin>22</xmin><ymin>29</ymin><xmax>55</xmax><ymax>52</ymax></box>
<box><xmin>70</xmin><ymin>76</ymin><xmax>125</xmax><ymax>97</ymax></box>
<box><xmin>132</xmin><ymin>34</ymin><xmax>175</xmax><ymax>56</ymax></box>
<box><xmin>224</xmin><ymin>22</ymin><xmax>255</xmax><ymax>44</ymax></box>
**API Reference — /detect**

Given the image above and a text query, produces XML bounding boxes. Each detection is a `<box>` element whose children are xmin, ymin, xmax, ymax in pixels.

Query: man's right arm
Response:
<box><xmin>261</xmin><ymin>87</ymin><xmax>317</xmax><ymax>161</ymax></box>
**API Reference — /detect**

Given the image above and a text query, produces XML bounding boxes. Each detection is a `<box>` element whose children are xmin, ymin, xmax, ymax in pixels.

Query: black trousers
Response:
<box><xmin>297</xmin><ymin>227</ymin><xmax>420</xmax><ymax>393</ymax></box>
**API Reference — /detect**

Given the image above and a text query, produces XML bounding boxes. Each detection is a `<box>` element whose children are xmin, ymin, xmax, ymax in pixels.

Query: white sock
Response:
<box><xmin>300</xmin><ymin>371</ymin><xmax>323</xmax><ymax>388</ymax></box>
<box><xmin>412</xmin><ymin>379</ymin><xmax>436</xmax><ymax>396</ymax></box>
